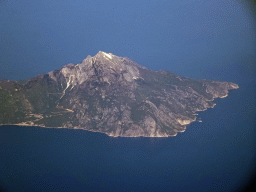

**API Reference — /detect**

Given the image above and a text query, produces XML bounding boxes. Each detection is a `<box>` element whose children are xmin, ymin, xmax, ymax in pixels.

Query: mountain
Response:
<box><xmin>0</xmin><ymin>51</ymin><xmax>239</xmax><ymax>137</ymax></box>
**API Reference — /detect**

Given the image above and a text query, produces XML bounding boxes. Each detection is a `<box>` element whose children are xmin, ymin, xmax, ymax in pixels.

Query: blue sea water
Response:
<box><xmin>0</xmin><ymin>61</ymin><xmax>255</xmax><ymax>192</ymax></box>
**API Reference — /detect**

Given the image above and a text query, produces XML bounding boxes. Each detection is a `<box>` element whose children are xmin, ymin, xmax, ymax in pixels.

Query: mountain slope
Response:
<box><xmin>0</xmin><ymin>51</ymin><xmax>239</xmax><ymax>137</ymax></box>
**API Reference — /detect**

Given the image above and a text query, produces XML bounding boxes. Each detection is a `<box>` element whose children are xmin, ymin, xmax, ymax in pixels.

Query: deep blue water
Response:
<box><xmin>0</xmin><ymin>61</ymin><xmax>255</xmax><ymax>192</ymax></box>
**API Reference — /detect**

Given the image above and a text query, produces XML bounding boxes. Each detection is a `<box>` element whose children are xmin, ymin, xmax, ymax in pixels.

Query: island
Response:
<box><xmin>0</xmin><ymin>51</ymin><xmax>239</xmax><ymax>137</ymax></box>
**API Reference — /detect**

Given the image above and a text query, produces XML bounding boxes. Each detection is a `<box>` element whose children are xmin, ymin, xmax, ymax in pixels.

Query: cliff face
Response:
<box><xmin>0</xmin><ymin>51</ymin><xmax>239</xmax><ymax>137</ymax></box>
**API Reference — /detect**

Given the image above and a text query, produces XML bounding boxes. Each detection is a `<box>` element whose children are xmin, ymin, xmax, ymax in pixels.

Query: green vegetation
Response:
<box><xmin>0</xmin><ymin>89</ymin><xmax>26</xmax><ymax>124</ymax></box>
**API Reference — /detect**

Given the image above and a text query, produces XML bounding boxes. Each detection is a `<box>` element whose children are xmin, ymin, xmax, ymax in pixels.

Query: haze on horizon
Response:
<box><xmin>0</xmin><ymin>0</ymin><xmax>255</xmax><ymax>82</ymax></box>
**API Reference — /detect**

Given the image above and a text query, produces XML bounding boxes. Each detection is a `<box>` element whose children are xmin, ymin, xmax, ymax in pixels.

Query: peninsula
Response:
<box><xmin>0</xmin><ymin>51</ymin><xmax>239</xmax><ymax>137</ymax></box>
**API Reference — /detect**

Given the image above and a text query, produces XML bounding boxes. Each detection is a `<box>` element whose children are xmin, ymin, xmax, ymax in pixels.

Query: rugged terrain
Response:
<box><xmin>0</xmin><ymin>51</ymin><xmax>239</xmax><ymax>137</ymax></box>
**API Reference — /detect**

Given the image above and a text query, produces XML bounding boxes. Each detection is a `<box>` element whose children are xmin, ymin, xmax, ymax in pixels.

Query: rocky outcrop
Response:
<box><xmin>0</xmin><ymin>51</ymin><xmax>239</xmax><ymax>137</ymax></box>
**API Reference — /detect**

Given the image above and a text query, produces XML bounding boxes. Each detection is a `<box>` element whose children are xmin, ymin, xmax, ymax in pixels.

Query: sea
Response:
<box><xmin>0</xmin><ymin>60</ymin><xmax>255</xmax><ymax>192</ymax></box>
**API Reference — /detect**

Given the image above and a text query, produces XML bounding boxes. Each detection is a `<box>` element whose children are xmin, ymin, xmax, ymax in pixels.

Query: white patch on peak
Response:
<box><xmin>103</xmin><ymin>52</ymin><xmax>112</xmax><ymax>59</ymax></box>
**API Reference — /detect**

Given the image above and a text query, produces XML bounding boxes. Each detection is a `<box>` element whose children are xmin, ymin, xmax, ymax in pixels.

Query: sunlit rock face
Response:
<box><xmin>0</xmin><ymin>51</ymin><xmax>239</xmax><ymax>137</ymax></box>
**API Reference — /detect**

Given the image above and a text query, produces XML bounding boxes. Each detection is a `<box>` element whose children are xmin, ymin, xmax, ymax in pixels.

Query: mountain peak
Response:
<box><xmin>82</xmin><ymin>51</ymin><xmax>116</xmax><ymax>64</ymax></box>
<box><xmin>96</xmin><ymin>51</ymin><xmax>113</xmax><ymax>60</ymax></box>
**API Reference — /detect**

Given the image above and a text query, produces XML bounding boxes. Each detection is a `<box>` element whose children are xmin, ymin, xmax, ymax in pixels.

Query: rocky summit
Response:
<box><xmin>0</xmin><ymin>51</ymin><xmax>239</xmax><ymax>137</ymax></box>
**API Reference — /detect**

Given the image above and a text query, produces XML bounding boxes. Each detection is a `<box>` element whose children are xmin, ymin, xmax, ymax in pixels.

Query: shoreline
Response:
<box><xmin>0</xmin><ymin>88</ymin><xmax>238</xmax><ymax>138</ymax></box>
